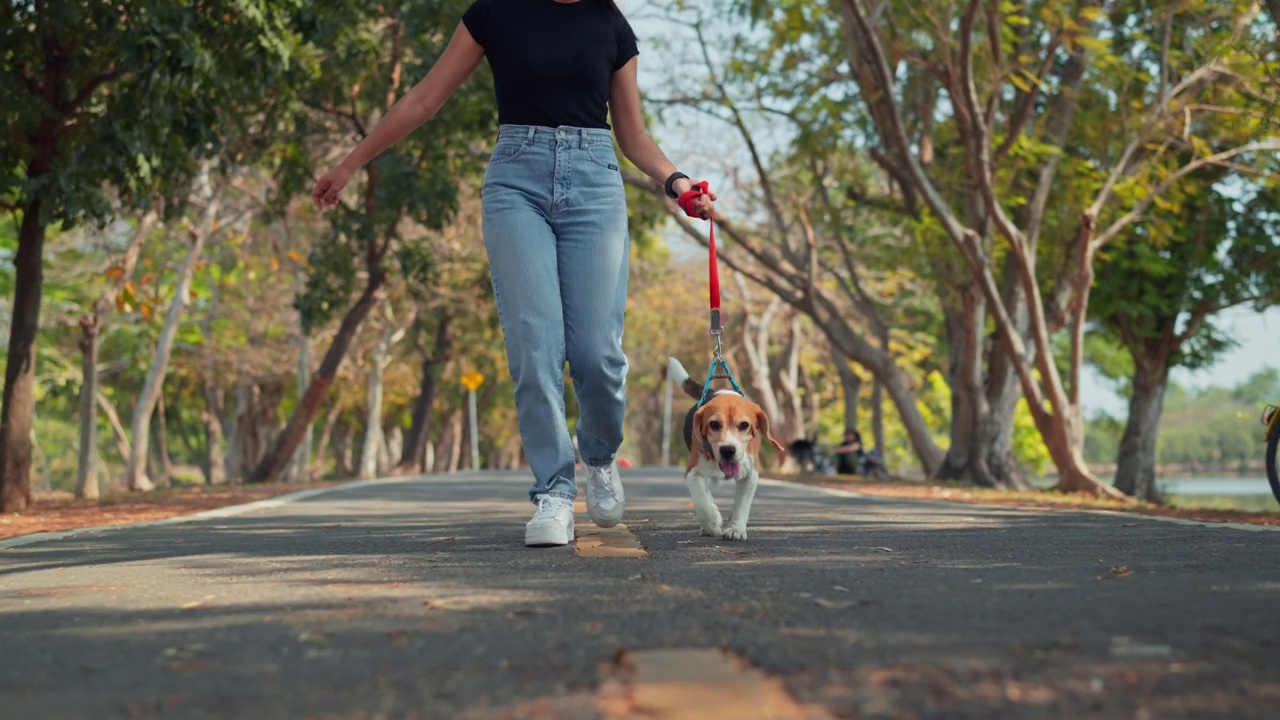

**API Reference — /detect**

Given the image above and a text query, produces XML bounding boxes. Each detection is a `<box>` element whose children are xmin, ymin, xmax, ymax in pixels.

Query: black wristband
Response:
<box><xmin>664</xmin><ymin>172</ymin><xmax>689</xmax><ymax>199</ymax></box>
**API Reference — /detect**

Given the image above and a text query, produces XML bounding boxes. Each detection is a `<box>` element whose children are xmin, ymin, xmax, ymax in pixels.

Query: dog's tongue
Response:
<box><xmin>719</xmin><ymin>460</ymin><xmax>740</xmax><ymax>477</ymax></box>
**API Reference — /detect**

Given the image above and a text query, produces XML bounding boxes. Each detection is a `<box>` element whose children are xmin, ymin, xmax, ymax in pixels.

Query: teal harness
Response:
<box><xmin>696</xmin><ymin>326</ymin><xmax>748</xmax><ymax>470</ymax></box>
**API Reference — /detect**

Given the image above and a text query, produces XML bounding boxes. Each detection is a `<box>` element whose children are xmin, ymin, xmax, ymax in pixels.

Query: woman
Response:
<box><xmin>312</xmin><ymin>0</ymin><xmax>714</xmax><ymax>547</ymax></box>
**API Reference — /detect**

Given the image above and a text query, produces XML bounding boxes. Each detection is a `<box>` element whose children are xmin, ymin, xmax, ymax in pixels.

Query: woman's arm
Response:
<box><xmin>609</xmin><ymin>57</ymin><xmax>715</xmax><ymax>219</ymax></box>
<box><xmin>313</xmin><ymin>23</ymin><xmax>486</xmax><ymax>209</ymax></box>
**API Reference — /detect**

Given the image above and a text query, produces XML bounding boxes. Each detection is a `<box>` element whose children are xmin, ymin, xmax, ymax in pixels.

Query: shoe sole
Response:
<box><xmin>588</xmin><ymin>512</ymin><xmax>623</xmax><ymax>529</ymax></box>
<box><xmin>525</xmin><ymin>521</ymin><xmax>574</xmax><ymax>547</ymax></box>
<box><xmin>586</xmin><ymin>481</ymin><xmax>625</xmax><ymax>529</ymax></box>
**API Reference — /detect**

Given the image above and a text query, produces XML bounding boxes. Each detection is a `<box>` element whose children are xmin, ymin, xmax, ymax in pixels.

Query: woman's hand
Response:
<box><xmin>674</xmin><ymin>178</ymin><xmax>717</xmax><ymax>221</ymax></box>
<box><xmin>312</xmin><ymin>164</ymin><xmax>354</xmax><ymax>210</ymax></box>
<box><xmin>688</xmin><ymin>186</ymin><xmax>716</xmax><ymax>220</ymax></box>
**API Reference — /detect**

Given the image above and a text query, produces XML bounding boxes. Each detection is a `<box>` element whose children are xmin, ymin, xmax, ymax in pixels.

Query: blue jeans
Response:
<box><xmin>481</xmin><ymin>125</ymin><xmax>630</xmax><ymax>502</ymax></box>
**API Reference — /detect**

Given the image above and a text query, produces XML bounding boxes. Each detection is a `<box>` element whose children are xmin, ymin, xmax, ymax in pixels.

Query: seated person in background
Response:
<box><xmin>831</xmin><ymin>428</ymin><xmax>881</xmax><ymax>476</ymax></box>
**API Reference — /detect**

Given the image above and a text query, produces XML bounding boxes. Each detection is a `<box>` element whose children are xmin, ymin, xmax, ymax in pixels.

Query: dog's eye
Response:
<box><xmin>738</xmin><ymin>421</ymin><xmax>750</xmax><ymax>431</ymax></box>
<box><xmin>708</xmin><ymin>420</ymin><xmax>722</xmax><ymax>431</ymax></box>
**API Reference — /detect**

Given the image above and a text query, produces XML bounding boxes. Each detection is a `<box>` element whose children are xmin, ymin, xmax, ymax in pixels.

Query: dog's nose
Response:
<box><xmin>718</xmin><ymin>446</ymin><xmax>736</xmax><ymax>461</ymax></box>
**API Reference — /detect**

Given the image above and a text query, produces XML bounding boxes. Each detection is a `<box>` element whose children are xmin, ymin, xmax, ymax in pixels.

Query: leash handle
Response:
<box><xmin>677</xmin><ymin>181</ymin><xmax>720</xmax><ymax>334</ymax></box>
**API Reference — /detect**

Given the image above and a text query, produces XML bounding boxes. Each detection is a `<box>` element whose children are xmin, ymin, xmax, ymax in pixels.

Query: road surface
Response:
<box><xmin>1</xmin><ymin>468</ymin><xmax>1277</xmax><ymax>719</ymax></box>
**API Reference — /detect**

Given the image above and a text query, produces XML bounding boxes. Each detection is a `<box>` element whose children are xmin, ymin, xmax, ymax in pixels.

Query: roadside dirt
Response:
<box><xmin>0</xmin><ymin>482</ymin><xmax>337</xmax><ymax>540</ymax></box>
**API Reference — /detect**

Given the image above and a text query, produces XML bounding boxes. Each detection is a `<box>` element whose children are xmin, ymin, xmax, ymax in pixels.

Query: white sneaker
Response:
<box><xmin>525</xmin><ymin>494</ymin><xmax>575</xmax><ymax>547</ymax></box>
<box><xmin>585</xmin><ymin>463</ymin><xmax>625</xmax><ymax>528</ymax></box>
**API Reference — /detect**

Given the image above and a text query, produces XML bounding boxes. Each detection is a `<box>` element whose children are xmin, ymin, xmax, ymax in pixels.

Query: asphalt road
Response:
<box><xmin>1</xmin><ymin>468</ymin><xmax>1277</xmax><ymax>719</ymax></box>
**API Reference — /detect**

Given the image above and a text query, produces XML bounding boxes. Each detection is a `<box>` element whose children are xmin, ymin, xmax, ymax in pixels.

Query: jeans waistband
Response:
<box><xmin>497</xmin><ymin>124</ymin><xmax>614</xmax><ymax>148</ymax></box>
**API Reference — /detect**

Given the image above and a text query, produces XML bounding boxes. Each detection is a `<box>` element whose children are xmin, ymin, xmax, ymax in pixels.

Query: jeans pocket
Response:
<box><xmin>586</xmin><ymin>144</ymin><xmax>620</xmax><ymax>172</ymax></box>
<box><xmin>488</xmin><ymin>140</ymin><xmax>529</xmax><ymax>167</ymax></box>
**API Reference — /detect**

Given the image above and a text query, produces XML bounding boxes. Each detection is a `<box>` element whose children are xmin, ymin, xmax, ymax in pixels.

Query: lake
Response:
<box><xmin>1032</xmin><ymin>474</ymin><xmax>1277</xmax><ymax>512</ymax></box>
<box><xmin>1158</xmin><ymin>476</ymin><xmax>1277</xmax><ymax>512</ymax></box>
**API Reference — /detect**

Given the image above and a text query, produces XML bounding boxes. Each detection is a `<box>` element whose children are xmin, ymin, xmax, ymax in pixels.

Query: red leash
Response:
<box><xmin>678</xmin><ymin>180</ymin><xmax>745</xmax><ymax>406</ymax></box>
<box><xmin>678</xmin><ymin>181</ymin><xmax>721</xmax><ymax>334</ymax></box>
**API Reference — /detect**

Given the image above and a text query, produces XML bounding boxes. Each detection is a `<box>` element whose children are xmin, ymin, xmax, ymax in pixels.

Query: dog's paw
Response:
<box><xmin>700</xmin><ymin>525</ymin><xmax>723</xmax><ymax>537</ymax></box>
<box><xmin>721</xmin><ymin>527</ymin><xmax>748</xmax><ymax>541</ymax></box>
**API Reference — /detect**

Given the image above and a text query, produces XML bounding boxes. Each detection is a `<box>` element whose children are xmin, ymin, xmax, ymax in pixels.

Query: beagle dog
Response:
<box><xmin>667</xmin><ymin>357</ymin><xmax>784</xmax><ymax>541</ymax></box>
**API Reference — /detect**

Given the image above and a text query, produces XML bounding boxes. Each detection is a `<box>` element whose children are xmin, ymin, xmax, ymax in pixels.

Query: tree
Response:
<box><xmin>1094</xmin><ymin>179</ymin><xmax>1280</xmax><ymax>501</ymax></box>
<box><xmin>75</xmin><ymin>210</ymin><xmax>155</xmax><ymax>498</ymax></box>
<box><xmin>123</xmin><ymin>167</ymin><xmax>249</xmax><ymax>491</ymax></box>
<box><xmin>829</xmin><ymin>0</ymin><xmax>1279</xmax><ymax>495</ymax></box>
<box><xmin>0</xmin><ymin>1</ymin><xmax>299</xmax><ymax>511</ymax></box>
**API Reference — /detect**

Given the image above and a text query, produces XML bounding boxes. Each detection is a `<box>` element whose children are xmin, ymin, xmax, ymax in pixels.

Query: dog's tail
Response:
<box><xmin>666</xmin><ymin>357</ymin><xmax>703</xmax><ymax>400</ymax></box>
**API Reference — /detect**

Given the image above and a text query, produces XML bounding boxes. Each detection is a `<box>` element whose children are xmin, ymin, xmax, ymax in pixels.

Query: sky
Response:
<box><xmin>623</xmin><ymin>2</ymin><xmax>1280</xmax><ymax>420</ymax></box>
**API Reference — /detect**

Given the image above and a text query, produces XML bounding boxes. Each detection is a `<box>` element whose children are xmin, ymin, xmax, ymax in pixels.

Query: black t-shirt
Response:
<box><xmin>462</xmin><ymin>0</ymin><xmax>639</xmax><ymax>130</ymax></box>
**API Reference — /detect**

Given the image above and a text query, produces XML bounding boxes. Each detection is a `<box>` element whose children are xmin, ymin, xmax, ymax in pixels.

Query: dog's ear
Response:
<box><xmin>756</xmin><ymin>409</ymin><xmax>785</xmax><ymax>453</ymax></box>
<box><xmin>688</xmin><ymin>404</ymin><xmax>713</xmax><ymax>470</ymax></box>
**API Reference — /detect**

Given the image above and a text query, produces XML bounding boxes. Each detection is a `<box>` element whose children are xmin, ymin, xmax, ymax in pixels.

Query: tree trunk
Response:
<box><xmin>236</xmin><ymin>382</ymin><xmax>285</xmax><ymax>475</ymax></box>
<box><xmin>333</xmin><ymin>423</ymin><xmax>355</xmax><ymax>478</ymax></box>
<box><xmin>773</xmin><ymin>315</ymin><xmax>806</xmax><ymax>441</ymax></box>
<box><xmin>95</xmin><ymin>390</ymin><xmax>132</xmax><ymax>465</ymax></box>
<box><xmin>382</xmin><ymin>426</ymin><xmax>400</xmax><ymax>475</ymax></box>
<box><xmin>286</xmin><ymin>365</ymin><xmax>313</xmax><ymax>482</ymax></box>
<box><xmin>247</xmin><ymin>267</ymin><xmax>387</xmax><ymax>483</ymax></box>
<box><xmin>124</xmin><ymin>221</ymin><xmax>212</xmax><ymax>491</ymax></box>
<box><xmin>359</xmin><ymin>310</ymin><xmax>409</xmax><ymax>480</ymax></box>
<box><xmin>202</xmin><ymin>398</ymin><xmax>227</xmax><ymax>485</ymax></box>
<box><xmin>434</xmin><ymin>408</ymin><xmax>464</xmax><ymax>473</ymax></box>
<box><xmin>313</xmin><ymin>402</ymin><xmax>343</xmax><ymax>478</ymax></box>
<box><xmin>287</xmin><ymin>272</ymin><xmax>313</xmax><ymax>482</ymax></box>
<box><xmin>359</xmin><ymin>372</ymin><xmax>387</xmax><ymax>480</ymax></box>
<box><xmin>870</xmin><ymin>327</ymin><xmax>887</xmax><ymax>456</ymax></box>
<box><xmin>154</xmin><ymin>391</ymin><xmax>174</xmax><ymax>486</ymax></box>
<box><xmin>735</xmin><ymin>282</ymin><xmax>785</xmax><ymax>429</ymax></box>
<box><xmin>0</xmin><ymin>199</ymin><xmax>47</xmax><ymax>512</ymax></box>
<box><xmin>1114</xmin><ymin>360</ymin><xmax>1169</xmax><ymax>503</ymax></box>
<box><xmin>399</xmin><ymin>316</ymin><xmax>452</xmax><ymax>473</ymax></box>
<box><xmin>224</xmin><ymin>380</ymin><xmax>248</xmax><ymax>480</ymax></box>
<box><xmin>832</xmin><ymin>345</ymin><xmax>861</xmax><ymax>434</ymax></box>
<box><xmin>75</xmin><ymin>322</ymin><xmax>102</xmax><ymax>500</ymax></box>
<box><xmin>936</xmin><ymin>285</ymin><xmax>1025</xmax><ymax>489</ymax></box>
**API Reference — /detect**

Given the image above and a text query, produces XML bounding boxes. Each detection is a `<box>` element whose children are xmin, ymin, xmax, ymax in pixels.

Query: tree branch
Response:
<box><xmin>1091</xmin><ymin>141</ymin><xmax>1280</xmax><ymax>251</ymax></box>
<box><xmin>63</xmin><ymin>67</ymin><xmax>124</xmax><ymax>116</ymax></box>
